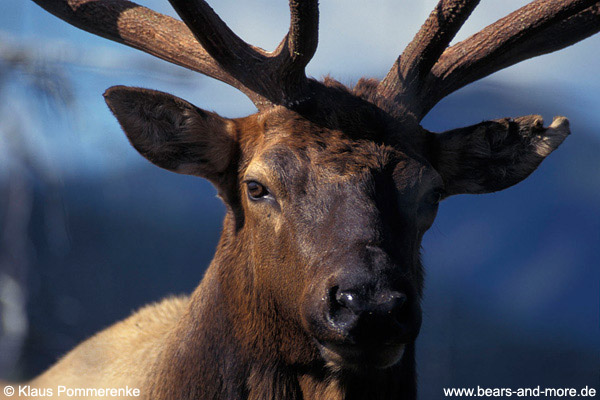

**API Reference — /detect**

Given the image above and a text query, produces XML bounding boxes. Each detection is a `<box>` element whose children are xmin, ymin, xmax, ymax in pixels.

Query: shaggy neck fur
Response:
<box><xmin>145</xmin><ymin>213</ymin><xmax>418</xmax><ymax>400</ymax></box>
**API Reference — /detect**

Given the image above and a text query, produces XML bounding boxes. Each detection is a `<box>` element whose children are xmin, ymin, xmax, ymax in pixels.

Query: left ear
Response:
<box><xmin>429</xmin><ymin>115</ymin><xmax>570</xmax><ymax>195</ymax></box>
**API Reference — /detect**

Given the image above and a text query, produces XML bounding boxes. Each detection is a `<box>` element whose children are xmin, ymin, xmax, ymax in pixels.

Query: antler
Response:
<box><xmin>377</xmin><ymin>0</ymin><xmax>481</xmax><ymax>117</ymax></box>
<box><xmin>377</xmin><ymin>0</ymin><xmax>600</xmax><ymax>121</ymax></box>
<box><xmin>31</xmin><ymin>0</ymin><xmax>600</xmax><ymax>118</ymax></box>
<box><xmin>32</xmin><ymin>0</ymin><xmax>318</xmax><ymax>110</ymax></box>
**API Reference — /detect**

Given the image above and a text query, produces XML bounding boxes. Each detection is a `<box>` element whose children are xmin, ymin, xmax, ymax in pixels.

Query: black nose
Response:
<box><xmin>327</xmin><ymin>286</ymin><xmax>408</xmax><ymax>341</ymax></box>
<box><xmin>335</xmin><ymin>289</ymin><xmax>406</xmax><ymax>316</ymax></box>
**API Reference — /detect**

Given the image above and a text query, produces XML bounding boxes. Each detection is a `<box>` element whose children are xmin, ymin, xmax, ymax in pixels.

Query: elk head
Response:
<box><xmin>34</xmin><ymin>0</ymin><xmax>598</xmax><ymax>375</ymax></box>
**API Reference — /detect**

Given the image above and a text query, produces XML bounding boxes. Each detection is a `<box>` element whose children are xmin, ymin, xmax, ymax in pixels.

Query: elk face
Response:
<box><xmin>238</xmin><ymin>112</ymin><xmax>441</xmax><ymax>370</ymax></box>
<box><xmin>103</xmin><ymin>86</ymin><xmax>433</xmax><ymax>370</ymax></box>
<box><xmin>104</xmin><ymin>84</ymin><xmax>569</xmax><ymax>371</ymax></box>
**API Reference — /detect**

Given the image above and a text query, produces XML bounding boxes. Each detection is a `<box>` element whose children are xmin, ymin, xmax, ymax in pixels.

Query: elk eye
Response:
<box><xmin>246</xmin><ymin>181</ymin><xmax>269</xmax><ymax>200</ymax></box>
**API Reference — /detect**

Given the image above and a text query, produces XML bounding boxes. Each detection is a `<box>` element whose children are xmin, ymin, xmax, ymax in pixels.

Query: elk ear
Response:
<box><xmin>103</xmin><ymin>86</ymin><xmax>236</xmax><ymax>188</ymax></box>
<box><xmin>430</xmin><ymin>115</ymin><xmax>570</xmax><ymax>195</ymax></box>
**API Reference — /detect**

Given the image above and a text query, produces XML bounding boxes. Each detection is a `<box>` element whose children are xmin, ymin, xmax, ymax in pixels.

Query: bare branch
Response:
<box><xmin>418</xmin><ymin>0</ymin><xmax>600</xmax><ymax>119</ymax></box>
<box><xmin>377</xmin><ymin>0</ymin><xmax>480</xmax><ymax>113</ymax></box>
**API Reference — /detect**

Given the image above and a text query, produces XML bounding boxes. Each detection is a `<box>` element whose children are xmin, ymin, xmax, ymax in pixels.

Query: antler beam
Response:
<box><xmin>31</xmin><ymin>0</ymin><xmax>600</xmax><ymax>119</ymax></box>
<box><xmin>377</xmin><ymin>0</ymin><xmax>600</xmax><ymax>121</ymax></box>
<box><xmin>421</xmin><ymin>0</ymin><xmax>600</xmax><ymax>118</ymax></box>
<box><xmin>31</xmin><ymin>0</ymin><xmax>245</xmax><ymax>93</ymax></box>
<box><xmin>168</xmin><ymin>0</ymin><xmax>318</xmax><ymax>108</ymax></box>
<box><xmin>33</xmin><ymin>0</ymin><xmax>319</xmax><ymax>109</ymax></box>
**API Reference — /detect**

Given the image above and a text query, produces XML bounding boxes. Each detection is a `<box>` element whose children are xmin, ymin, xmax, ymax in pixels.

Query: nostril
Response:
<box><xmin>331</xmin><ymin>288</ymin><xmax>408</xmax><ymax>315</ymax></box>
<box><xmin>335</xmin><ymin>290</ymin><xmax>361</xmax><ymax>313</ymax></box>
<box><xmin>383</xmin><ymin>291</ymin><xmax>407</xmax><ymax>315</ymax></box>
<box><xmin>327</xmin><ymin>286</ymin><xmax>360</xmax><ymax>331</ymax></box>
<box><xmin>326</xmin><ymin>286</ymin><xmax>413</xmax><ymax>341</ymax></box>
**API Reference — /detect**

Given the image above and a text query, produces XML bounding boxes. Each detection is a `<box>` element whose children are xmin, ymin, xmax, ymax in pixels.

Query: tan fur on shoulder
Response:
<box><xmin>1</xmin><ymin>297</ymin><xmax>188</xmax><ymax>400</ymax></box>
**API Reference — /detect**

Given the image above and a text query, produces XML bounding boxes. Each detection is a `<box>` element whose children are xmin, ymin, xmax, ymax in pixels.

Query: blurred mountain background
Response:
<box><xmin>0</xmin><ymin>0</ymin><xmax>598</xmax><ymax>397</ymax></box>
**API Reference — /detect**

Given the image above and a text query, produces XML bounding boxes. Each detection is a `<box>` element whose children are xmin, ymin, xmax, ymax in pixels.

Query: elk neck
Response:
<box><xmin>146</xmin><ymin>210</ymin><xmax>418</xmax><ymax>399</ymax></box>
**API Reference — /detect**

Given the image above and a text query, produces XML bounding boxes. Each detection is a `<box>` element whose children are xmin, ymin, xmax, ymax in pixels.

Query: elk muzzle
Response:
<box><xmin>329</xmin><ymin>287</ymin><xmax>407</xmax><ymax>334</ymax></box>
<box><xmin>304</xmin><ymin>274</ymin><xmax>421</xmax><ymax>370</ymax></box>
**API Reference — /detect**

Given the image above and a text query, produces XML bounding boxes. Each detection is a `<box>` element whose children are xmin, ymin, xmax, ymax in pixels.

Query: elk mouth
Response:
<box><xmin>311</xmin><ymin>299</ymin><xmax>421</xmax><ymax>370</ymax></box>
<box><xmin>316</xmin><ymin>317</ymin><xmax>417</xmax><ymax>370</ymax></box>
<box><xmin>318</xmin><ymin>340</ymin><xmax>406</xmax><ymax>370</ymax></box>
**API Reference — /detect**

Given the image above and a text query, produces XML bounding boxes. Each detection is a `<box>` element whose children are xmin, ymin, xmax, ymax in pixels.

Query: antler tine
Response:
<box><xmin>31</xmin><ymin>0</ymin><xmax>257</xmax><ymax>97</ymax></box>
<box><xmin>417</xmin><ymin>0</ymin><xmax>600</xmax><ymax>120</ymax></box>
<box><xmin>283</xmin><ymin>0</ymin><xmax>319</xmax><ymax>66</ymax></box>
<box><xmin>270</xmin><ymin>0</ymin><xmax>319</xmax><ymax>105</ymax></box>
<box><xmin>167</xmin><ymin>0</ymin><xmax>269</xmax><ymax>100</ymax></box>
<box><xmin>33</xmin><ymin>0</ymin><xmax>319</xmax><ymax>110</ymax></box>
<box><xmin>169</xmin><ymin>0</ymin><xmax>319</xmax><ymax>109</ymax></box>
<box><xmin>376</xmin><ymin>0</ymin><xmax>481</xmax><ymax>117</ymax></box>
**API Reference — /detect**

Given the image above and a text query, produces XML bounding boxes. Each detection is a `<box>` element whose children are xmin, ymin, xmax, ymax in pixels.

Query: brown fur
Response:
<box><xmin>1</xmin><ymin>76</ymin><xmax>569</xmax><ymax>400</ymax></box>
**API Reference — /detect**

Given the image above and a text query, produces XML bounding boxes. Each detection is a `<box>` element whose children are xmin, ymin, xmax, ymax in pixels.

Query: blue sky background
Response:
<box><xmin>1</xmin><ymin>0</ymin><xmax>598</xmax><ymax>394</ymax></box>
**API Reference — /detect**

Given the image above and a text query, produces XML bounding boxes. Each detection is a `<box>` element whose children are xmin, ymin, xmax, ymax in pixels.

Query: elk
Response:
<box><xmin>3</xmin><ymin>0</ymin><xmax>599</xmax><ymax>399</ymax></box>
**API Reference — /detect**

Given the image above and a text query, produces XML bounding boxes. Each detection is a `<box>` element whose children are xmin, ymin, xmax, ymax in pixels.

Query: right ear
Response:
<box><xmin>103</xmin><ymin>86</ymin><xmax>237</xmax><ymax>190</ymax></box>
